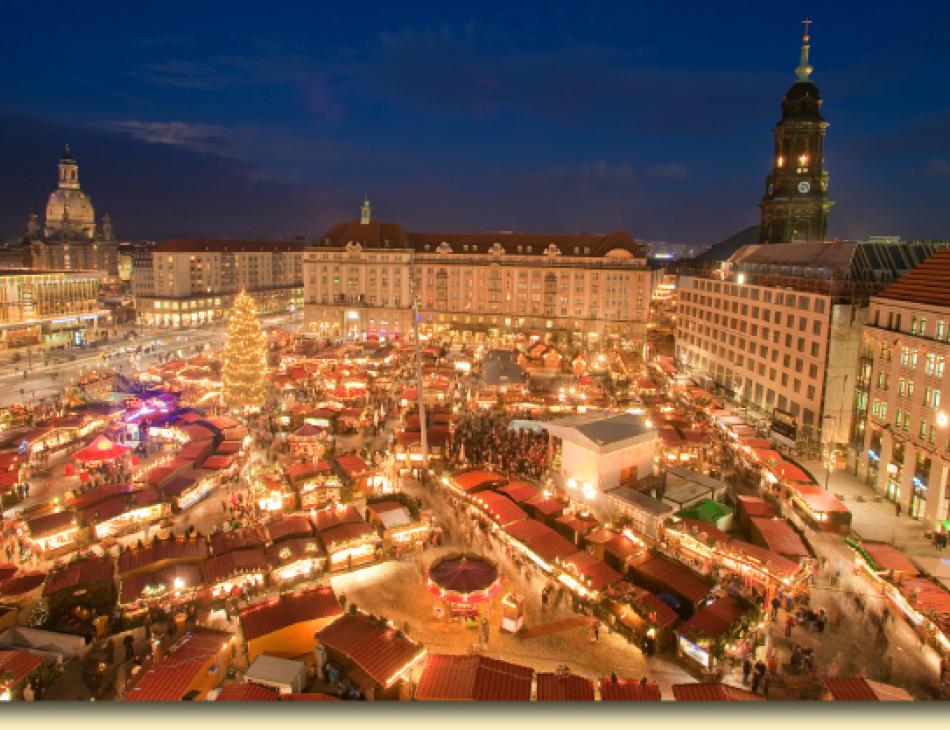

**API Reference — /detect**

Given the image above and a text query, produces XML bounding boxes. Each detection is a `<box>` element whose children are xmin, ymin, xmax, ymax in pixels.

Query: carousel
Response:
<box><xmin>426</xmin><ymin>552</ymin><xmax>503</xmax><ymax>620</ymax></box>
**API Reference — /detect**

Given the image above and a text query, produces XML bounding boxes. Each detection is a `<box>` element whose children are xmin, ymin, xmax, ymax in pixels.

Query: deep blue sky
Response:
<box><xmin>2</xmin><ymin>1</ymin><xmax>949</xmax><ymax>244</ymax></box>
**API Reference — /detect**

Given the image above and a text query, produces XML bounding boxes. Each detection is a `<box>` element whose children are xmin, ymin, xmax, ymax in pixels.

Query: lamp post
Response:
<box><xmin>822</xmin><ymin>414</ymin><xmax>837</xmax><ymax>491</ymax></box>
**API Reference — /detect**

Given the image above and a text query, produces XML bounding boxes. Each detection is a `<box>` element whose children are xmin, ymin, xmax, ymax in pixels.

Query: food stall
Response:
<box><xmin>314</xmin><ymin>504</ymin><xmax>381</xmax><ymax>571</ymax></box>
<box><xmin>286</xmin><ymin>461</ymin><xmax>342</xmax><ymax>510</ymax></box>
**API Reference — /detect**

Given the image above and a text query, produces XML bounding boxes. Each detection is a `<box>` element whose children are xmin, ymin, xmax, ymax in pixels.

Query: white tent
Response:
<box><xmin>244</xmin><ymin>654</ymin><xmax>307</xmax><ymax>694</ymax></box>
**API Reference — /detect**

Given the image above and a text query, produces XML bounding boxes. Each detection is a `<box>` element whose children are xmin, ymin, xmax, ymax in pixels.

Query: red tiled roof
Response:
<box><xmin>415</xmin><ymin>654</ymin><xmax>533</xmax><ymax>701</ymax></box>
<box><xmin>725</xmin><ymin>540</ymin><xmax>801</xmax><ymax>581</ymax></box>
<box><xmin>0</xmin><ymin>563</ymin><xmax>16</xmax><ymax>582</ymax></box>
<box><xmin>861</xmin><ymin>541</ymin><xmax>919</xmax><ymax>574</ymax></box>
<box><xmin>628</xmin><ymin>586</ymin><xmax>680</xmax><ymax>628</ymax></box>
<box><xmin>203</xmin><ymin>454</ymin><xmax>236</xmax><ymax>470</ymax></box>
<box><xmin>215</xmin><ymin>683</ymin><xmax>280</xmax><ymax>701</ymax></box>
<box><xmin>0</xmin><ymin>650</ymin><xmax>44</xmax><ymax>687</ymax></box>
<box><xmin>628</xmin><ymin>551</ymin><xmax>710</xmax><ymax>604</ymax></box>
<box><xmin>44</xmin><ymin>556</ymin><xmax>115</xmax><ymax>595</ymax></box>
<box><xmin>67</xmin><ymin>483</ymin><xmax>137</xmax><ymax>511</ymax></box>
<box><xmin>789</xmin><ymin>483</ymin><xmax>850</xmax><ymax>515</ymax></box>
<box><xmin>536</xmin><ymin>673</ymin><xmax>595</xmax><ymax>701</ymax></box>
<box><xmin>265</xmin><ymin>515</ymin><xmax>313</xmax><ymax>544</ymax></box>
<box><xmin>823</xmin><ymin>677</ymin><xmax>914</xmax><ymax>701</ymax></box>
<box><xmin>453</xmin><ymin>470</ymin><xmax>507</xmax><ymax>493</ymax></box>
<box><xmin>202</xmin><ymin>548</ymin><xmax>269</xmax><ymax>585</ymax></box>
<box><xmin>876</xmin><ymin>248</ymin><xmax>950</xmax><ymax>308</ymax></box>
<box><xmin>211</xmin><ymin>527</ymin><xmax>267</xmax><ymax>556</ymax></box>
<box><xmin>504</xmin><ymin>519</ymin><xmax>580</xmax><ymax>563</ymax></box>
<box><xmin>314</xmin><ymin>504</ymin><xmax>363</xmax><ymax>533</ymax></box>
<box><xmin>126</xmin><ymin>628</ymin><xmax>232</xmax><ymax>701</ymax></box>
<box><xmin>736</xmin><ymin>495</ymin><xmax>775</xmax><ymax>518</ymax></box>
<box><xmin>240</xmin><ymin>587</ymin><xmax>341</xmax><ymax>641</ymax></box>
<box><xmin>679</xmin><ymin>595</ymin><xmax>748</xmax><ymax>640</ymax></box>
<box><xmin>118</xmin><ymin>536</ymin><xmax>208</xmax><ymax>575</ymax></box>
<box><xmin>153</xmin><ymin>239</ymin><xmax>307</xmax><ymax>254</ymax></box>
<box><xmin>560</xmin><ymin>551</ymin><xmax>622</xmax><ymax>591</ymax></box>
<box><xmin>496</xmin><ymin>481</ymin><xmax>537</xmax><ymax>503</ymax></box>
<box><xmin>749</xmin><ymin>517</ymin><xmax>810</xmax><ymax>559</ymax></box>
<box><xmin>674</xmin><ymin>518</ymin><xmax>731</xmax><ymax>546</ymax></box>
<box><xmin>554</xmin><ymin>513</ymin><xmax>598</xmax><ymax>536</ymax></box>
<box><xmin>0</xmin><ymin>571</ymin><xmax>46</xmax><ymax>597</ymax></box>
<box><xmin>524</xmin><ymin>496</ymin><xmax>566</xmax><ymax>518</ymax></box>
<box><xmin>319</xmin><ymin>522</ymin><xmax>376</xmax><ymax>546</ymax></box>
<box><xmin>80</xmin><ymin>488</ymin><xmax>164</xmax><ymax>524</ymax></box>
<box><xmin>285</xmin><ymin>461</ymin><xmax>332</xmax><ymax>481</ymax></box>
<box><xmin>672</xmin><ymin>682</ymin><xmax>765</xmax><ymax>701</ymax></box>
<box><xmin>334</xmin><ymin>454</ymin><xmax>368</xmax><ymax>477</ymax></box>
<box><xmin>473</xmin><ymin>491</ymin><xmax>528</xmax><ymax>527</ymax></box>
<box><xmin>598</xmin><ymin>677</ymin><xmax>662</xmax><ymax>701</ymax></box>
<box><xmin>899</xmin><ymin>577</ymin><xmax>950</xmax><ymax>615</ymax></box>
<box><xmin>316</xmin><ymin>612</ymin><xmax>425</xmax><ymax>688</ymax></box>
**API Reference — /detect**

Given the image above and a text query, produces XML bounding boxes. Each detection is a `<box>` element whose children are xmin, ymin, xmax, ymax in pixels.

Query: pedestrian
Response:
<box><xmin>750</xmin><ymin>670</ymin><xmax>762</xmax><ymax>694</ymax></box>
<box><xmin>770</xmin><ymin>596</ymin><xmax>780</xmax><ymax>621</ymax></box>
<box><xmin>742</xmin><ymin>657</ymin><xmax>753</xmax><ymax>685</ymax></box>
<box><xmin>639</xmin><ymin>676</ymin><xmax>648</xmax><ymax>687</ymax></box>
<box><xmin>123</xmin><ymin>633</ymin><xmax>134</xmax><ymax>661</ymax></box>
<box><xmin>761</xmin><ymin>672</ymin><xmax>771</xmax><ymax>697</ymax></box>
<box><xmin>895</xmin><ymin>501</ymin><xmax>902</xmax><ymax>518</ymax></box>
<box><xmin>816</xmin><ymin>608</ymin><xmax>827</xmax><ymax>633</ymax></box>
<box><xmin>785</xmin><ymin>613</ymin><xmax>795</xmax><ymax>638</ymax></box>
<box><xmin>610</xmin><ymin>671</ymin><xmax>618</xmax><ymax>684</ymax></box>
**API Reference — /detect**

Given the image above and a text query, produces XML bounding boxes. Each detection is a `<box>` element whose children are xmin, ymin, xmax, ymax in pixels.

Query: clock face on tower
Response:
<box><xmin>797</xmin><ymin>180</ymin><xmax>811</xmax><ymax>194</ymax></box>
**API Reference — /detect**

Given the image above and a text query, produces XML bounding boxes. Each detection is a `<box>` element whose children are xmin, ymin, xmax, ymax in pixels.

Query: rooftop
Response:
<box><xmin>875</xmin><ymin>247</ymin><xmax>950</xmax><ymax>309</ymax></box>
<box><xmin>240</xmin><ymin>587</ymin><xmax>341</xmax><ymax>641</ymax></box>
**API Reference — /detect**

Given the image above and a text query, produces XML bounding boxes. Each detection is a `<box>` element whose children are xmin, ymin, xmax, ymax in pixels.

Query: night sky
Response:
<box><xmin>2</xmin><ymin>1</ymin><xmax>949</xmax><ymax>245</ymax></box>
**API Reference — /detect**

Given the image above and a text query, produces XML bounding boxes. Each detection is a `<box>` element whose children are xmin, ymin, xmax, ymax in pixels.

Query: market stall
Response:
<box><xmin>426</xmin><ymin>552</ymin><xmax>503</xmax><ymax>618</ymax></box>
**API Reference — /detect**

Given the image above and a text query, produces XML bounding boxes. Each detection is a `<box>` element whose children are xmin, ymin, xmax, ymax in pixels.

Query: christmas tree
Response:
<box><xmin>222</xmin><ymin>291</ymin><xmax>268</xmax><ymax>412</ymax></box>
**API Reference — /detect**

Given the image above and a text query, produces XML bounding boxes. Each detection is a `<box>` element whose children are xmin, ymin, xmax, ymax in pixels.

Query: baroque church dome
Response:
<box><xmin>44</xmin><ymin>144</ymin><xmax>97</xmax><ymax>240</ymax></box>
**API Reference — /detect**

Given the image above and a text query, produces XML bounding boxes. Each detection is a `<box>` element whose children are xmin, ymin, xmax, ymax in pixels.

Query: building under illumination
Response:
<box><xmin>303</xmin><ymin>200</ymin><xmax>651</xmax><ymax>345</ymax></box>
<box><xmin>132</xmin><ymin>239</ymin><xmax>305</xmax><ymax>327</ymax></box>
<box><xmin>855</xmin><ymin>249</ymin><xmax>950</xmax><ymax>523</ymax></box>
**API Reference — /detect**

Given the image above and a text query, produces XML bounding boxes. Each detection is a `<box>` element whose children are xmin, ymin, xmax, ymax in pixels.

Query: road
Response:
<box><xmin>0</xmin><ymin>312</ymin><xmax>302</xmax><ymax>408</ymax></box>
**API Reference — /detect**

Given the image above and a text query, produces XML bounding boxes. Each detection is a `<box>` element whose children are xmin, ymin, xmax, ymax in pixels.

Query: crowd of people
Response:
<box><xmin>444</xmin><ymin>414</ymin><xmax>549</xmax><ymax>479</ymax></box>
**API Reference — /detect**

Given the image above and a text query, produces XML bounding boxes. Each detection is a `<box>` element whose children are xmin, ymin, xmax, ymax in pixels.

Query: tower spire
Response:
<box><xmin>360</xmin><ymin>196</ymin><xmax>372</xmax><ymax>225</ymax></box>
<box><xmin>795</xmin><ymin>18</ymin><xmax>814</xmax><ymax>82</ymax></box>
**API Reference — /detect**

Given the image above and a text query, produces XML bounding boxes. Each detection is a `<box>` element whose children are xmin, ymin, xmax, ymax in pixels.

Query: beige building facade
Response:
<box><xmin>855</xmin><ymin>250</ymin><xmax>950</xmax><ymax>524</ymax></box>
<box><xmin>303</xmin><ymin>202</ymin><xmax>651</xmax><ymax>345</ymax></box>
<box><xmin>132</xmin><ymin>239</ymin><xmax>304</xmax><ymax>328</ymax></box>
<box><xmin>675</xmin><ymin>272</ymin><xmax>859</xmax><ymax>448</ymax></box>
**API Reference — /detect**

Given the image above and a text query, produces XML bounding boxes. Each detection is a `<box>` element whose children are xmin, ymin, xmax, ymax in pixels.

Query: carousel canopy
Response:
<box><xmin>73</xmin><ymin>435</ymin><xmax>130</xmax><ymax>464</ymax></box>
<box><xmin>428</xmin><ymin>553</ymin><xmax>501</xmax><ymax>602</ymax></box>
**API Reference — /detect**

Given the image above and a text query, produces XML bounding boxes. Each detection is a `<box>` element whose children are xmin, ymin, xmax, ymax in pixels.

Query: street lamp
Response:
<box><xmin>822</xmin><ymin>414</ymin><xmax>837</xmax><ymax>491</ymax></box>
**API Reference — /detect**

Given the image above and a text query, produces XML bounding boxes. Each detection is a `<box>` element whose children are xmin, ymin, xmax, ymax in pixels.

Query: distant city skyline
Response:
<box><xmin>2</xmin><ymin>2</ymin><xmax>949</xmax><ymax>244</ymax></box>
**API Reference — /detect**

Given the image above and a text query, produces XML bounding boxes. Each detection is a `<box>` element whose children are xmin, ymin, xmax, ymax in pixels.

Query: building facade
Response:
<box><xmin>303</xmin><ymin>202</ymin><xmax>651</xmax><ymax>345</ymax></box>
<box><xmin>132</xmin><ymin>239</ymin><xmax>305</xmax><ymax>328</ymax></box>
<box><xmin>758</xmin><ymin>22</ymin><xmax>834</xmax><ymax>244</ymax></box>
<box><xmin>855</xmin><ymin>250</ymin><xmax>950</xmax><ymax>524</ymax></box>
<box><xmin>674</xmin><ymin>241</ymin><xmax>949</xmax><ymax>450</ymax></box>
<box><xmin>0</xmin><ymin>269</ymin><xmax>108</xmax><ymax>349</ymax></box>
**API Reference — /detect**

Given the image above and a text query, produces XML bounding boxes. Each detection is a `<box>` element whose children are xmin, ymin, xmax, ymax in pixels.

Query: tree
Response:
<box><xmin>222</xmin><ymin>291</ymin><xmax>268</xmax><ymax>412</ymax></box>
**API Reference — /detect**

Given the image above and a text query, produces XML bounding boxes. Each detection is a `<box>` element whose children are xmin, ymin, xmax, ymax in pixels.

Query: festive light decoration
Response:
<box><xmin>222</xmin><ymin>291</ymin><xmax>268</xmax><ymax>412</ymax></box>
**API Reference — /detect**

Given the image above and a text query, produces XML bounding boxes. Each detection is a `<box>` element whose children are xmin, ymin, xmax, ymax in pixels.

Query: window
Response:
<box><xmin>938</xmin><ymin>356</ymin><xmax>946</xmax><ymax>377</ymax></box>
<box><xmin>872</xmin><ymin>399</ymin><xmax>880</xmax><ymax>417</ymax></box>
<box><xmin>896</xmin><ymin>408</ymin><xmax>903</xmax><ymax>428</ymax></box>
<box><xmin>938</xmin><ymin>320</ymin><xmax>946</xmax><ymax>341</ymax></box>
<box><xmin>926</xmin><ymin>353</ymin><xmax>936</xmax><ymax>375</ymax></box>
<box><xmin>898</xmin><ymin>378</ymin><xmax>906</xmax><ymax>397</ymax></box>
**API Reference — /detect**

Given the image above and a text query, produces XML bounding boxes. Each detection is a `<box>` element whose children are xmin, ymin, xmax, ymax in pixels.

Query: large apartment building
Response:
<box><xmin>303</xmin><ymin>202</ymin><xmax>651</xmax><ymax>345</ymax></box>
<box><xmin>855</xmin><ymin>249</ymin><xmax>950</xmax><ymax>523</ymax></box>
<box><xmin>0</xmin><ymin>269</ymin><xmax>108</xmax><ymax>349</ymax></box>
<box><xmin>674</xmin><ymin>241</ymin><xmax>946</xmax><ymax>450</ymax></box>
<box><xmin>132</xmin><ymin>239</ymin><xmax>305</xmax><ymax>328</ymax></box>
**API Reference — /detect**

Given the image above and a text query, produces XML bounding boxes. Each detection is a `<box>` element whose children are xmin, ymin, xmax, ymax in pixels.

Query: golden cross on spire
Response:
<box><xmin>796</xmin><ymin>19</ymin><xmax>814</xmax><ymax>81</ymax></box>
<box><xmin>802</xmin><ymin>18</ymin><xmax>812</xmax><ymax>41</ymax></box>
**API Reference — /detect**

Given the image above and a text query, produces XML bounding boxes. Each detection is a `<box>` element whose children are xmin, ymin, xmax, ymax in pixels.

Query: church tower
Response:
<box><xmin>58</xmin><ymin>143</ymin><xmax>80</xmax><ymax>190</ymax></box>
<box><xmin>758</xmin><ymin>20</ymin><xmax>833</xmax><ymax>244</ymax></box>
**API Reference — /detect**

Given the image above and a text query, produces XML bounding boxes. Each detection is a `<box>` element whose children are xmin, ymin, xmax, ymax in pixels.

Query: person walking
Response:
<box><xmin>895</xmin><ymin>501</ymin><xmax>902</xmax><ymax>518</ymax></box>
<box><xmin>123</xmin><ymin>633</ymin><xmax>135</xmax><ymax>661</ymax></box>
<box><xmin>770</xmin><ymin>596</ymin><xmax>781</xmax><ymax>621</ymax></box>
<box><xmin>742</xmin><ymin>657</ymin><xmax>753</xmax><ymax>685</ymax></box>
<box><xmin>816</xmin><ymin>608</ymin><xmax>827</xmax><ymax>633</ymax></box>
<box><xmin>785</xmin><ymin>613</ymin><xmax>795</xmax><ymax>638</ymax></box>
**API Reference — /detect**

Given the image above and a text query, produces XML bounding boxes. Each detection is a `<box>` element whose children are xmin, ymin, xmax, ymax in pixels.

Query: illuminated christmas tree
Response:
<box><xmin>222</xmin><ymin>291</ymin><xmax>268</xmax><ymax>412</ymax></box>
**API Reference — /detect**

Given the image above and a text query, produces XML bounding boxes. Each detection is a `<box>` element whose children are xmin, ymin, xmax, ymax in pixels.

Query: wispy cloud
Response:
<box><xmin>645</xmin><ymin>163</ymin><xmax>689</xmax><ymax>180</ymax></box>
<box><xmin>104</xmin><ymin>120</ymin><xmax>237</xmax><ymax>156</ymax></box>
<box><xmin>499</xmin><ymin>161</ymin><xmax>636</xmax><ymax>188</ymax></box>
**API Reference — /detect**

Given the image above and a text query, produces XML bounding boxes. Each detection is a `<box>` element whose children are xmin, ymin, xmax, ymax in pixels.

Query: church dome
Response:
<box><xmin>781</xmin><ymin>81</ymin><xmax>824</xmax><ymax>123</ymax></box>
<box><xmin>45</xmin><ymin>187</ymin><xmax>96</xmax><ymax>239</ymax></box>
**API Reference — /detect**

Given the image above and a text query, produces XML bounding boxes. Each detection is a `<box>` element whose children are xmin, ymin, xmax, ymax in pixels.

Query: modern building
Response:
<box><xmin>1</xmin><ymin>146</ymin><xmax>119</xmax><ymax>278</ymax></box>
<box><xmin>0</xmin><ymin>269</ymin><xmax>108</xmax><ymax>349</ymax></box>
<box><xmin>758</xmin><ymin>21</ymin><xmax>834</xmax><ymax>244</ymax></box>
<box><xmin>855</xmin><ymin>249</ymin><xmax>950</xmax><ymax>523</ymax></box>
<box><xmin>674</xmin><ymin>240</ymin><xmax>949</xmax><ymax>450</ymax></box>
<box><xmin>303</xmin><ymin>200</ymin><xmax>651</xmax><ymax>345</ymax></box>
<box><xmin>132</xmin><ymin>239</ymin><xmax>305</xmax><ymax>327</ymax></box>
